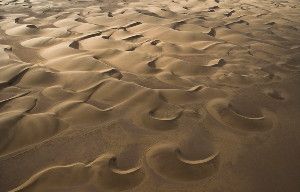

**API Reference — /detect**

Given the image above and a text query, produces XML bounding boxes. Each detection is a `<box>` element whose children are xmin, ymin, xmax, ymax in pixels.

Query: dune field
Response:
<box><xmin>0</xmin><ymin>0</ymin><xmax>300</xmax><ymax>191</ymax></box>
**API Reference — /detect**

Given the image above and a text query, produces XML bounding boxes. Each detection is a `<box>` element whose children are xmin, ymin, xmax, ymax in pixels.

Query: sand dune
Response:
<box><xmin>0</xmin><ymin>0</ymin><xmax>300</xmax><ymax>191</ymax></box>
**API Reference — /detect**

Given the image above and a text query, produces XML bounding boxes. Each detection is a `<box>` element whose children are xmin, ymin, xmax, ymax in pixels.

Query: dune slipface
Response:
<box><xmin>0</xmin><ymin>0</ymin><xmax>300</xmax><ymax>192</ymax></box>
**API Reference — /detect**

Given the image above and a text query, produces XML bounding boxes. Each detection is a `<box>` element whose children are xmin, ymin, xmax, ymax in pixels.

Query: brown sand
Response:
<box><xmin>0</xmin><ymin>0</ymin><xmax>300</xmax><ymax>191</ymax></box>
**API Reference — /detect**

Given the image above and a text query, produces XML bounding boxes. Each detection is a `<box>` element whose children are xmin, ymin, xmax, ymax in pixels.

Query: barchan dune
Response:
<box><xmin>0</xmin><ymin>0</ymin><xmax>300</xmax><ymax>191</ymax></box>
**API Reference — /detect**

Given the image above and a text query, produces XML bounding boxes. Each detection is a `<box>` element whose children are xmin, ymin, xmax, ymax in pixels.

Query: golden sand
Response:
<box><xmin>0</xmin><ymin>0</ymin><xmax>299</xmax><ymax>191</ymax></box>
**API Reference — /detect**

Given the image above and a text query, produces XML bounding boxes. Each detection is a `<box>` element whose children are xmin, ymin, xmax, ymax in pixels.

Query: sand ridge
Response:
<box><xmin>0</xmin><ymin>0</ymin><xmax>300</xmax><ymax>191</ymax></box>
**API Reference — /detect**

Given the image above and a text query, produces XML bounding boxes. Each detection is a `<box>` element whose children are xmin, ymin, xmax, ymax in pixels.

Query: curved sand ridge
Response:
<box><xmin>146</xmin><ymin>143</ymin><xmax>219</xmax><ymax>181</ymax></box>
<box><xmin>21</xmin><ymin>37</ymin><xmax>60</xmax><ymax>48</ymax></box>
<box><xmin>10</xmin><ymin>153</ymin><xmax>145</xmax><ymax>192</ymax></box>
<box><xmin>5</xmin><ymin>24</ymin><xmax>39</xmax><ymax>36</ymax></box>
<box><xmin>0</xmin><ymin>0</ymin><xmax>300</xmax><ymax>191</ymax></box>
<box><xmin>0</xmin><ymin>113</ymin><xmax>68</xmax><ymax>156</ymax></box>
<box><xmin>206</xmin><ymin>98</ymin><xmax>277</xmax><ymax>131</ymax></box>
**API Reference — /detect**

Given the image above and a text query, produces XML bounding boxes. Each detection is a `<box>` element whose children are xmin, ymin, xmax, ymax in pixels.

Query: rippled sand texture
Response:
<box><xmin>0</xmin><ymin>0</ymin><xmax>300</xmax><ymax>191</ymax></box>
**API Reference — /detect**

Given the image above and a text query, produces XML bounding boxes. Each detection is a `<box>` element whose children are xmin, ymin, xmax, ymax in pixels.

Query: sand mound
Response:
<box><xmin>0</xmin><ymin>0</ymin><xmax>300</xmax><ymax>191</ymax></box>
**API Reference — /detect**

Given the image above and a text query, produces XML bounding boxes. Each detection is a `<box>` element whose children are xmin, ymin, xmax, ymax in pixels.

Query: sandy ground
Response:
<box><xmin>0</xmin><ymin>0</ymin><xmax>300</xmax><ymax>191</ymax></box>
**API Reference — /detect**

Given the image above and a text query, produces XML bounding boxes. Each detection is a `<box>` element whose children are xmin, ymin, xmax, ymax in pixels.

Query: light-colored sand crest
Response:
<box><xmin>10</xmin><ymin>153</ymin><xmax>144</xmax><ymax>192</ymax></box>
<box><xmin>206</xmin><ymin>98</ymin><xmax>277</xmax><ymax>131</ymax></box>
<box><xmin>87</xmin><ymin>79</ymin><xmax>190</xmax><ymax>130</ymax></box>
<box><xmin>17</xmin><ymin>67</ymin><xmax>121</xmax><ymax>90</ymax></box>
<box><xmin>48</xmin><ymin>100</ymin><xmax>111</xmax><ymax>126</ymax></box>
<box><xmin>39</xmin><ymin>42</ymin><xmax>82</xmax><ymax>59</ymax></box>
<box><xmin>157</xmin><ymin>84</ymin><xmax>226</xmax><ymax>104</ymax></box>
<box><xmin>92</xmin><ymin>86</ymin><xmax>183</xmax><ymax>130</ymax></box>
<box><xmin>44</xmin><ymin>54</ymin><xmax>119</xmax><ymax>72</ymax></box>
<box><xmin>21</xmin><ymin>37</ymin><xmax>60</xmax><ymax>48</ymax></box>
<box><xmin>0</xmin><ymin>64</ymin><xmax>31</xmax><ymax>88</ymax></box>
<box><xmin>146</xmin><ymin>143</ymin><xmax>219</xmax><ymax>181</ymax></box>
<box><xmin>0</xmin><ymin>86</ymin><xmax>70</xmax><ymax>156</ymax></box>
<box><xmin>0</xmin><ymin>113</ymin><xmax>68</xmax><ymax>156</ymax></box>
<box><xmin>5</xmin><ymin>24</ymin><xmax>39</xmax><ymax>35</ymax></box>
<box><xmin>0</xmin><ymin>88</ymin><xmax>30</xmax><ymax>104</ymax></box>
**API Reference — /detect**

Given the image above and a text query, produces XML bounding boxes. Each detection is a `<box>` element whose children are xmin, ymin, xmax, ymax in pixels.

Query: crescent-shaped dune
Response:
<box><xmin>146</xmin><ymin>144</ymin><xmax>219</xmax><ymax>181</ymax></box>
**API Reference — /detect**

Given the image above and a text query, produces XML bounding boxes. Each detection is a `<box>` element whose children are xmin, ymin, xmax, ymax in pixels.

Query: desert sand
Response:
<box><xmin>0</xmin><ymin>0</ymin><xmax>300</xmax><ymax>191</ymax></box>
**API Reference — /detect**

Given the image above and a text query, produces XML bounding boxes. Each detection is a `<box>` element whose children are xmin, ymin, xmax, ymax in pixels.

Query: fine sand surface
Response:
<box><xmin>0</xmin><ymin>0</ymin><xmax>300</xmax><ymax>191</ymax></box>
